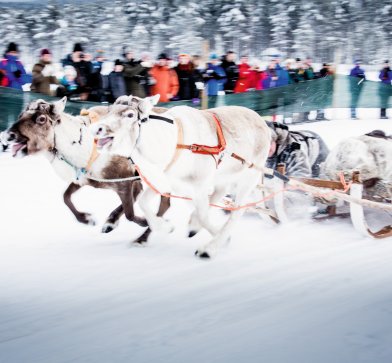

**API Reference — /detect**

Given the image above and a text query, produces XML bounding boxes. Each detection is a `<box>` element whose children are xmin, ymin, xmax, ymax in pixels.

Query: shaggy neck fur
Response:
<box><xmin>132</xmin><ymin>112</ymin><xmax>178</xmax><ymax>170</ymax></box>
<box><xmin>53</xmin><ymin>112</ymin><xmax>94</xmax><ymax>167</ymax></box>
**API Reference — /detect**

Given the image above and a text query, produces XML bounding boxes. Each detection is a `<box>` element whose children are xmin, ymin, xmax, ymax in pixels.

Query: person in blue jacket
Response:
<box><xmin>349</xmin><ymin>59</ymin><xmax>366</xmax><ymax>119</ymax></box>
<box><xmin>0</xmin><ymin>42</ymin><xmax>30</xmax><ymax>90</ymax></box>
<box><xmin>379</xmin><ymin>60</ymin><xmax>392</xmax><ymax>119</ymax></box>
<box><xmin>202</xmin><ymin>54</ymin><xmax>227</xmax><ymax>96</ymax></box>
<box><xmin>274</xmin><ymin>57</ymin><xmax>289</xmax><ymax>87</ymax></box>
<box><xmin>262</xmin><ymin>57</ymin><xmax>289</xmax><ymax>89</ymax></box>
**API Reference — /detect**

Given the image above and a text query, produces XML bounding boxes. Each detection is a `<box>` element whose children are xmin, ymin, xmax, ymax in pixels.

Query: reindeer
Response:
<box><xmin>92</xmin><ymin>95</ymin><xmax>271</xmax><ymax>258</ymax></box>
<box><xmin>322</xmin><ymin>130</ymin><xmax>392</xmax><ymax>199</ymax></box>
<box><xmin>2</xmin><ymin>97</ymin><xmax>170</xmax><ymax>243</ymax></box>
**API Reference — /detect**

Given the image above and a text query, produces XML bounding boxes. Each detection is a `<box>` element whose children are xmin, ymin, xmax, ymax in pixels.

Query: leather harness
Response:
<box><xmin>176</xmin><ymin>113</ymin><xmax>227</xmax><ymax>155</ymax></box>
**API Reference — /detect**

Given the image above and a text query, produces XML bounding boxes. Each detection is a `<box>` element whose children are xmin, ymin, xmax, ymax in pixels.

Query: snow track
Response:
<box><xmin>1</xmin><ymin>118</ymin><xmax>392</xmax><ymax>363</ymax></box>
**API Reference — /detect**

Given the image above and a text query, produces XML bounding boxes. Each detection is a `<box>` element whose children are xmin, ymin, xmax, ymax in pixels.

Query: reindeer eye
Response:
<box><xmin>125</xmin><ymin>112</ymin><xmax>134</xmax><ymax>118</ymax></box>
<box><xmin>36</xmin><ymin>115</ymin><xmax>47</xmax><ymax>125</ymax></box>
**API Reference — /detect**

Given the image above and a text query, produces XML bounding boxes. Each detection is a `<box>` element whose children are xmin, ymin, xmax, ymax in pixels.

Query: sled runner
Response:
<box><xmin>266</xmin><ymin>167</ymin><xmax>392</xmax><ymax>239</ymax></box>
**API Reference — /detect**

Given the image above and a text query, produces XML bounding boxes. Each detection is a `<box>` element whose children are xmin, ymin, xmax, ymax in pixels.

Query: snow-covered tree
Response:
<box><xmin>0</xmin><ymin>0</ymin><xmax>391</xmax><ymax>64</ymax></box>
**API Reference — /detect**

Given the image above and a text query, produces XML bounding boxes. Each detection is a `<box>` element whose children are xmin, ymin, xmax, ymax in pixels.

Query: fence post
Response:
<box><xmin>201</xmin><ymin>39</ymin><xmax>209</xmax><ymax>110</ymax></box>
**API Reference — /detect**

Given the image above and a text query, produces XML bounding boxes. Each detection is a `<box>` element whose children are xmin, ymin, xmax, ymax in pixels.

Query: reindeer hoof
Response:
<box><xmin>78</xmin><ymin>213</ymin><xmax>96</xmax><ymax>226</ymax></box>
<box><xmin>195</xmin><ymin>250</ymin><xmax>210</xmax><ymax>259</ymax></box>
<box><xmin>157</xmin><ymin>219</ymin><xmax>174</xmax><ymax>234</ymax></box>
<box><xmin>133</xmin><ymin>239</ymin><xmax>148</xmax><ymax>245</ymax></box>
<box><xmin>101</xmin><ymin>222</ymin><xmax>118</xmax><ymax>233</ymax></box>
<box><xmin>188</xmin><ymin>230</ymin><xmax>198</xmax><ymax>238</ymax></box>
<box><xmin>133</xmin><ymin>217</ymin><xmax>148</xmax><ymax>227</ymax></box>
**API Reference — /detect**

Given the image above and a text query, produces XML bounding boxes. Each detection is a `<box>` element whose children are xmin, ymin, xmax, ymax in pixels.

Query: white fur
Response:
<box><xmin>95</xmin><ymin>97</ymin><xmax>271</xmax><ymax>257</ymax></box>
<box><xmin>323</xmin><ymin>135</ymin><xmax>392</xmax><ymax>183</ymax></box>
<box><xmin>47</xmin><ymin>112</ymin><xmax>95</xmax><ymax>184</ymax></box>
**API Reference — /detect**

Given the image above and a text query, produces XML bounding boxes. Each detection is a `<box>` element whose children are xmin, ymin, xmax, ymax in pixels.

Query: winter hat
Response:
<box><xmin>40</xmin><ymin>48</ymin><xmax>51</xmax><ymax>56</ymax></box>
<box><xmin>122</xmin><ymin>46</ymin><xmax>133</xmax><ymax>57</ymax></box>
<box><xmin>354</xmin><ymin>59</ymin><xmax>362</xmax><ymax>64</ymax></box>
<box><xmin>157</xmin><ymin>53</ymin><xmax>168</xmax><ymax>60</ymax></box>
<box><xmin>6</xmin><ymin>42</ymin><xmax>18</xmax><ymax>53</ymax></box>
<box><xmin>209</xmin><ymin>53</ymin><xmax>218</xmax><ymax>60</ymax></box>
<box><xmin>114</xmin><ymin>59</ymin><xmax>122</xmax><ymax>66</ymax></box>
<box><xmin>384</xmin><ymin>60</ymin><xmax>389</xmax><ymax>64</ymax></box>
<box><xmin>73</xmin><ymin>43</ymin><xmax>83</xmax><ymax>52</ymax></box>
<box><xmin>267</xmin><ymin>121</ymin><xmax>289</xmax><ymax>144</ymax></box>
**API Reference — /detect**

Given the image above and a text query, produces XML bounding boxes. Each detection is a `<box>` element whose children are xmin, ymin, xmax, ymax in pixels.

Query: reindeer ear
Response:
<box><xmin>53</xmin><ymin>97</ymin><xmax>67</xmax><ymax>114</ymax></box>
<box><xmin>148</xmin><ymin>94</ymin><xmax>160</xmax><ymax>105</ymax></box>
<box><xmin>139</xmin><ymin>97</ymin><xmax>156</xmax><ymax>115</ymax></box>
<box><xmin>114</xmin><ymin>95</ymin><xmax>129</xmax><ymax>105</ymax></box>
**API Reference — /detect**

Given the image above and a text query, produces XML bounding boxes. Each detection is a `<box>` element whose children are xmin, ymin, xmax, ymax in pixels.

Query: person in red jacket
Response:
<box><xmin>150</xmin><ymin>53</ymin><xmax>179</xmax><ymax>102</ymax></box>
<box><xmin>234</xmin><ymin>55</ymin><xmax>253</xmax><ymax>93</ymax></box>
<box><xmin>250</xmin><ymin>64</ymin><xmax>266</xmax><ymax>90</ymax></box>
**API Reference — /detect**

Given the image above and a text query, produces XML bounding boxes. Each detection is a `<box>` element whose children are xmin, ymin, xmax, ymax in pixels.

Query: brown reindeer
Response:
<box><xmin>3</xmin><ymin>97</ymin><xmax>170</xmax><ymax>243</ymax></box>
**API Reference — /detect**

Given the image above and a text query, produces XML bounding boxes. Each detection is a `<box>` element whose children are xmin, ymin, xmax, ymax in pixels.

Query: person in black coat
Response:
<box><xmin>221</xmin><ymin>51</ymin><xmax>239</xmax><ymax>94</ymax></box>
<box><xmin>108</xmin><ymin>59</ymin><xmax>126</xmax><ymax>101</ymax></box>
<box><xmin>174</xmin><ymin>54</ymin><xmax>197</xmax><ymax>101</ymax></box>
<box><xmin>122</xmin><ymin>48</ymin><xmax>146</xmax><ymax>98</ymax></box>
<box><xmin>61</xmin><ymin>43</ymin><xmax>93</xmax><ymax>100</ymax></box>
<box><xmin>89</xmin><ymin>50</ymin><xmax>106</xmax><ymax>102</ymax></box>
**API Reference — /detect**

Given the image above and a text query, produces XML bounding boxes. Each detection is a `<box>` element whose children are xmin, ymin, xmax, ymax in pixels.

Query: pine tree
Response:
<box><xmin>0</xmin><ymin>0</ymin><xmax>391</xmax><ymax>66</ymax></box>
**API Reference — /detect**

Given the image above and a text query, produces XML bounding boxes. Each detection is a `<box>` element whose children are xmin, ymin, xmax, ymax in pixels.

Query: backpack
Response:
<box><xmin>0</xmin><ymin>59</ymin><xmax>9</xmax><ymax>86</ymax></box>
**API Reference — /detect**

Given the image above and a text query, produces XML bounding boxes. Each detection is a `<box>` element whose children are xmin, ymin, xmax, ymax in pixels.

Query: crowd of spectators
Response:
<box><xmin>0</xmin><ymin>42</ymin><xmax>391</xmax><ymax>120</ymax></box>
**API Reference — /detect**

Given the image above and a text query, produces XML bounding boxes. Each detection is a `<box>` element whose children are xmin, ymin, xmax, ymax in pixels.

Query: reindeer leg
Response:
<box><xmin>188</xmin><ymin>185</ymin><xmax>227</xmax><ymax>238</ymax></box>
<box><xmin>133</xmin><ymin>195</ymin><xmax>171</xmax><ymax>244</ymax></box>
<box><xmin>118</xmin><ymin>181</ymin><xmax>148</xmax><ymax>227</ymax></box>
<box><xmin>195</xmin><ymin>172</ymin><xmax>261</xmax><ymax>258</ymax></box>
<box><xmin>63</xmin><ymin>183</ymin><xmax>96</xmax><ymax>225</ymax></box>
<box><xmin>137</xmin><ymin>188</ymin><xmax>174</xmax><ymax>233</ymax></box>
<box><xmin>157</xmin><ymin>196</ymin><xmax>171</xmax><ymax>217</ymax></box>
<box><xmin>101</xmin><ymin>204</ymin><xmax>124</xmax><ymax>233</ymax></box>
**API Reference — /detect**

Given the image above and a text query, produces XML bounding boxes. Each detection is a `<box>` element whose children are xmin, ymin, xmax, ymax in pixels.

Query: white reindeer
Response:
<box><xmin>92</xmin><ymin>95</ymin><xmax>271</xmax><ymax>257</ymax></box>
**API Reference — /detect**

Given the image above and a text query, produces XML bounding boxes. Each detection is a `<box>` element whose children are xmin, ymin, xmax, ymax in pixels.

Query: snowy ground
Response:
<box><xmin>1</xmin><ymin>113</ymin><xmax>392</xmax><ymax>363</ymax></box>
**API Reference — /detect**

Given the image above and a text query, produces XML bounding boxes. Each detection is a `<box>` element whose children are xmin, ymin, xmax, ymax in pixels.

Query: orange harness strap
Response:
<box><xmin>80</xmin><ymin>109</ymin><xmax>100</xmax><ymax>172</ymax></box>
<box><xmin>176</xmin><ymin>114</ymin><xmax>226</xmax><ymax>155</ymax></box>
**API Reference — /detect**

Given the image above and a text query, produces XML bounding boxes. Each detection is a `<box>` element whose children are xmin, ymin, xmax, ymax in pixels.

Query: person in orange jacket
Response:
<box><xmin>150</xmin><ymin>53</ymin><xmax>179</xmax><ymax>102</ymax></box>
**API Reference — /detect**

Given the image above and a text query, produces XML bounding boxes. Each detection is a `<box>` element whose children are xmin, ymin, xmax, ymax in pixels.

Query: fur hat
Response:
<box><xmin>6</xmin><ymin>42</ymin><xmax>18</xmax><ymax>53</ymax></box>
<box><xmin>40</xmin><ymin>48</ymin><xmax>51</xmax><ymax>56</ymax></box>
<box><xmin>73</xmin><ymin>43</ymin><xmax>83</xmax><ymax>52</ymax></box>
<box><xmin>267</xmin><ymin>121</ymin><xmax>289</xmax><ymax>144</ymax></box>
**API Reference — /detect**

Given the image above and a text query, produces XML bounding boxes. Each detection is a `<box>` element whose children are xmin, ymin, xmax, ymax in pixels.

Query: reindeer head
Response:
<box><xmin>91</xmin><ymin>94</ymin><xmax>160</xmax><ymax>157</ymax></box>
<box><xmin>4</xmin><ymin>97</ymin><xmax>67</xmax><ymax>157</ymax></box>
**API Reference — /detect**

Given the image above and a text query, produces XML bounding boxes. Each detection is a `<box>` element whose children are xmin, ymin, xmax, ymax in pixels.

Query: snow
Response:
<box><xmin>1</xmin><ymin>113</ymin><xmax>392</xmax><ymax>362</ymax></box>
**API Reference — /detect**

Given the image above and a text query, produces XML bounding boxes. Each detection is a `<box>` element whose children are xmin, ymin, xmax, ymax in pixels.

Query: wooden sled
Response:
<box><xmin>267</xmin><ymin>166</ymin><xmax>392</xmax><ymax>239</ymax></box>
